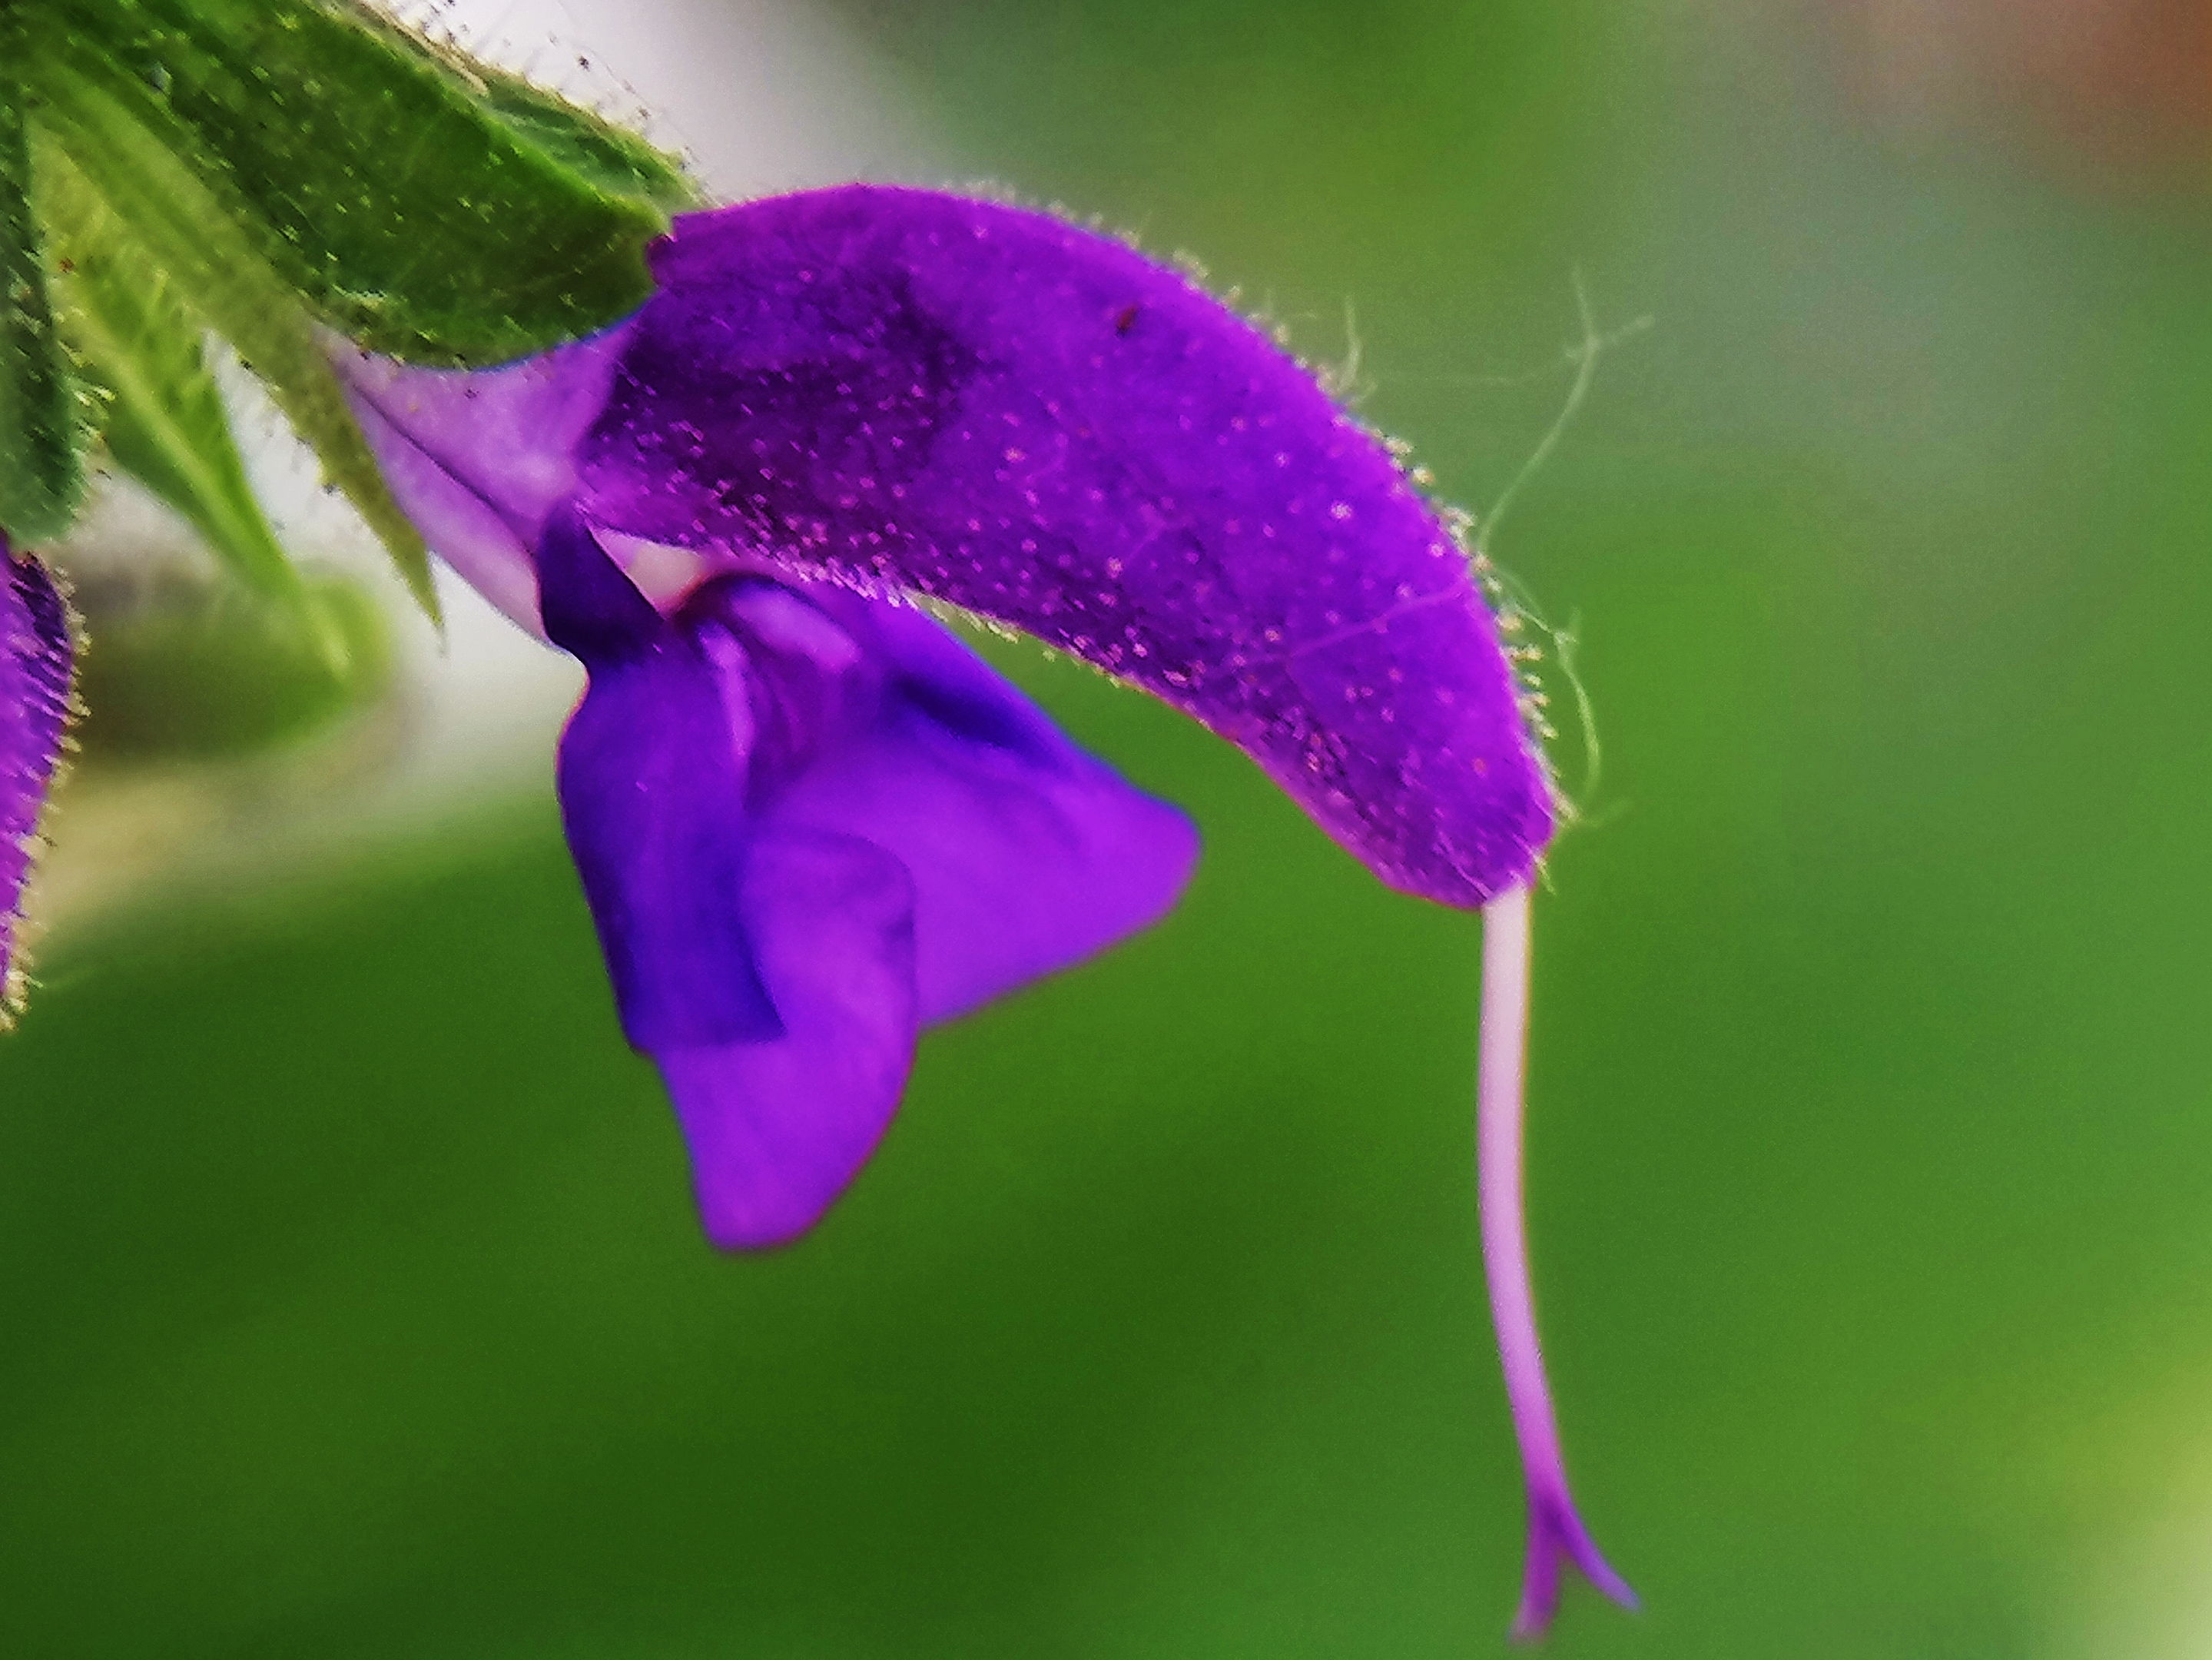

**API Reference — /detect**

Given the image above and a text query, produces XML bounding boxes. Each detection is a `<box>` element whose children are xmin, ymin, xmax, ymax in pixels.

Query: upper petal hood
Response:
<box><xmin>337</xmin><ymin>187</ymin><xmax>1556</xmax><ymax>908</ymax></box>
<box><xmin>580</xmin><ymin>187</ymin><xmax>1554</xmax><ymax>905</ymax></box>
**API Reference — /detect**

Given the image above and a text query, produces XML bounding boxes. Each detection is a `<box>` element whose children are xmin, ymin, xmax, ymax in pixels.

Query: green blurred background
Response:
<box><xmin>9</xmin><ymin>0</ymin><xmax>2212</xmax><ymax>1653</ymax></box>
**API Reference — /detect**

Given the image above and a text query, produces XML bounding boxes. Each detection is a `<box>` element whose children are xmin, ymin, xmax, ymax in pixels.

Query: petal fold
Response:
<box><xmin>542</xmin><ymin>506</ymin><xmax>781</xmax><ymax>1052</ymax></box>
<box><xmin>689</xmin><ymin>577</ymin><xmax>1197</xmax><ymax>1024</ymax></box>
<box><xmin>332</xmin><ymin>327</ymin><xmax>635</xmax><ymax>632</ymax></box>
<box><xmin>660</xmin><ymin>825</ymin><xmax>917</xmax><ymax>1249</ymax></box>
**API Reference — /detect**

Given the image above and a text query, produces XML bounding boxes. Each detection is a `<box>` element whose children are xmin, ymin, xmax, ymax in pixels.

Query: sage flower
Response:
<box><xmin>2</xmin><ymin>0</ymin><xmax>1634</xmax><ymax>1635</ymax></box>
<box><xmin>333</xmin><ymin>184</ymin><xmax>1632</xmax><ymax>1634</ymax></box>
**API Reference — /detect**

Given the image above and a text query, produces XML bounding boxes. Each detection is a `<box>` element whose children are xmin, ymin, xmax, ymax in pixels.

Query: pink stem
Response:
<box><xmin>1477</xmin><ymin>883</ymin><xmax>1636</xmax><ymax>1639</ymax></box>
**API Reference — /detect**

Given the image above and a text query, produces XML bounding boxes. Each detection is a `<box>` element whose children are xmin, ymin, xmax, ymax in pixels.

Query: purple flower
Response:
<box><xmin>1</xmin><ymin>540</ymin><xmax>74</xmax><ymax>1021</ymax></box>
<box><xmin>333</xmin><ymin>185</ymin><xmax>1628</xmax><ymax>1634</ymax></box>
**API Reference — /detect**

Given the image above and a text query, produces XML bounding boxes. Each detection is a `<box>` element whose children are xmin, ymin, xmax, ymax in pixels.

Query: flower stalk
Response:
<box><xmin>1479</xmin><ymin>883</ymin><xmax>1637</xmax><ymax>1635</ymax></box>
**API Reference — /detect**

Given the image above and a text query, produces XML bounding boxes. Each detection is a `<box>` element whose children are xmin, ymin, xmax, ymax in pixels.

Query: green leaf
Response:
<box><xmin>417</xmin><ymin>33</ymin><xmax>700</xmax><ymax>216</ymax></box>
<box><xmin>38</xmin><ymin>151</ymin><xmax>308</xmax><ymax>613</ymax></box>
<box><xmin>0</xmin><ymin>55</ymin><xmax>85</xmax><ymax>545</ymax></box>
<box><xmin>25</xmin><ymin>53</ymin><xmax>439</xmax><ymax>620</ymax></box>
<box><xmin>41</xmin><ymin>0</ymin><xmax>697</xmax><ymax>365</ymax></box>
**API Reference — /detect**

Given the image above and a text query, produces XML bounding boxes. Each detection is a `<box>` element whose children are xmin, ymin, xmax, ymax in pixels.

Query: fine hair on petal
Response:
<box><xmin>1441</xmin><ymin>270</ymin><xmax>1652</xmax><ymax>835</ymax></box>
